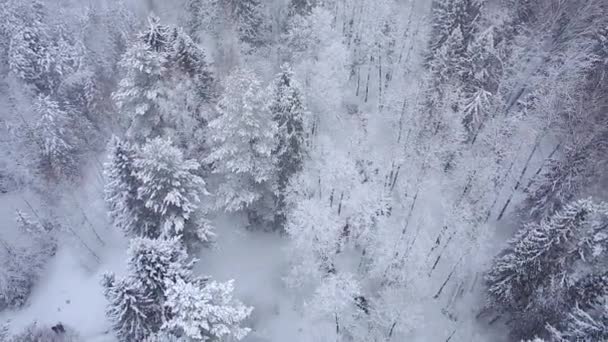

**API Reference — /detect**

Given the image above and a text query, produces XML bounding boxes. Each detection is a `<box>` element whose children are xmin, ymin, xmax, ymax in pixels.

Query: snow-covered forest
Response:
<box><xmin>1</xmin><ymin>0</ymin><xmax>607</xmax><ymax>341</ymax></box>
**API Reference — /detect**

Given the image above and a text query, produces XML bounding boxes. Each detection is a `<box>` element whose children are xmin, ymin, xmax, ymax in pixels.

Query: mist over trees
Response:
<box><xmin>0</xmin><ymin>0</ymin><xmax>607</xmax><ymax>341</ymax></box>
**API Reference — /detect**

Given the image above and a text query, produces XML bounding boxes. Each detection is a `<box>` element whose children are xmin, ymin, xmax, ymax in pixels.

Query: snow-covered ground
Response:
<box><xmin>1</xmin><ymin>247</ymin><xmax>120</xmax><ymax>341</ymax></box>
<box><xmin>1</xmin><ymin>193</ymin><xmax>303</xmax><ymax>341</ymax></box>
<box><xmin>195</xmin><ymin>214</ymin><xmax>303</xmax><ymax>342</ymax></box>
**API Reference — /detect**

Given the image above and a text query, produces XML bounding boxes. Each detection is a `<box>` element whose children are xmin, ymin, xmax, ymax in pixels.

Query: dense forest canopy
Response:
<box><xmin>0</xmin><ymin>0</ymin><xmax>607</xmax><ymax>341</ymax></box>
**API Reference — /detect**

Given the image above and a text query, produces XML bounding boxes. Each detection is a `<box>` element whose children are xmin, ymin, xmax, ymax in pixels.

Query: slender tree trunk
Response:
<box><xmin>427</xmin><ymin>225</ymin><xmax>448</xmax><ymax>257</ymax></box>
<box><xmin>397</xmin><ymin>98</ymin><xmax>408</xmax><ymax>143</ymax></box>
<box><xmin>386</xmin><ymin>320</ymin><xmax>397</xmax><ymax>341</ymax></box>
<box><xmin>390</xmin><ymin>165</ymin><xmax>401</xmax><ymax>192</ymax></box>
<box><xmin>524</xmin><ymin>142</ymin><xmax>562</xmax><ymax>192</ymax></box>
<box><xmin>0</xmin><ymin>238</ymin><xmax>13</xmax><ymax>255</ymax></box>
<box><xmin>65</xmin><ymin>223</ymin><xmax>101</xmax><ymax>263</ymax></box>
<box><xmin>397</xmin><ymin>1</ymin><xmax>415</xmax><ymax>65</ymax></box>
<box><xmin>385</xmin><ymin>162</ymin><xmax>395</xmax><ymax>190</ymax></box>
<box><xmin>378</xmin><ymin>54</ymin><xmax>383</xmax><ymax>110</ymax></box>
<box><xmin>497</xmin><ymin>137</ymin><xmax>542</xmax><ymax>221</ymax></box>
<box><xmin>445</xmin><ymin>329</ymin><xmax>457</xmax><ymax>342</ymax></box>
<box><xmin>433</xmin><ymin>254</ymin><xmax>465</xmax><ymax>299</ymax></box>
<box><xmin>22</xmin><ymin>198</ymin><xmax>43</xmax><ymax>222</ymax></box>
<box><xmin>483</xmin><ymin>152</ymin><xmax>518</xmax><ymax>223</ymax></box>
<box><xmin>71</xmin><ymin>194</ymin><xmax>105</xmax><ymax>246</ymax></box>
<box><xmin>455</xmin><ymin>171</ymin><xmax>476</xmax><ymax>208</ymax></box>
<box><xmin>356</xmin><ymin>65</ymin><xmax>361</xmax><ymax>97</ymax></box>
<box><xmin>365</xmin><ymin>56</ymin><xmax>372</xmax><ymax>103</ymax></box>
<box><xmin>382</xmin><ymin>187</ymin><xmax>419</xmax><ymax>282</ymax></box>
<box><xmin>335</xmin><ymin>313</ymin><xmax>340</xmax><ymax>341</ymax></box>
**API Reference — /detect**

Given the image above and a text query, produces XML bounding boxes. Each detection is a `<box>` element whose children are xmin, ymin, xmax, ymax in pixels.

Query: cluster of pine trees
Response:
<box><xmin>0</xmin><ymin>0</ymin><xmax>309</xmax><ymax>340</ymax></box>
<box><xmin>462</xmin><ymin>0</ymin><xmax>608</xmax><ymax>341</ymax></box>
<box><xmin>100</xmin><ymin>8</ymin><xmax>310</xmax><ymax>341</ymax></box>
<box><xmin>0</xmin><ymin>0</ymin><xmax>607</xmax><ymax>341</ymax></box>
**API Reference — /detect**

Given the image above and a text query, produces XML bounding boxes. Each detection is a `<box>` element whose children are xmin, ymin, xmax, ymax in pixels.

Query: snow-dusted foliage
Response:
<box><xmin>548</xmin><ymin>303</ymin><xmax>608</xmax><ymax>341</ymax></box>
<box><xmin>285</xmin><ymin>195</ymin><xmax>344</xmax><ymax>285</ymax></box>
<box><xmin>126</xmin><ymin>237</ymin><xmax>193</xmax><ymax>303</ymax></box>
<box><xmin>114</xmin><ymin>15</ymin><xmax>214</xmax><ymax>146</ymax></box>
<box><xmin>133</xmin><ymin>137</ymin><xmax>212</xmax><ymax>242</ymax></box>
<box><xmin>103</xmin><ymin>237</ymin><xmax>195</xmax><ymax>340</ymax></box>
<box><xmin>33</xmin><ymin>95</ymin><xmax>77</xmax><ymax>181</ymax></box>
<box><xmin>102</xmin><ymin>272</ymin><xmax>157</xmax><ymax>342</ymax></box>
<box><xmin>105</xmin><ymin>137</ymin><xmax>213</xmax><ymax>244</ymax></box>
<box><xmin>0</xmin><ymin>248</ymin><xmax>35</xmax><ymax>310</ymax></box>
<box><xmin>3</xmin><ymin>0</ymin><xmax>53</xmax><ymax>94</ymax></box>
<box><xmin>2</xmin><ymin>0</ymin><xmax>608</xmax><ymax>341</ymax></box>
<box><xmin>104</xmin><ymin>137</ymin><xmax>154</xmax><ymax>237</ymax></box>
<box><xmin>228</xmin><ymin>0</ymin><xmax>268</xmax><ymax>47</ymax></box>
<box><xmin>486</xmin><ymin>199</ymin><xmax>608</xmax><ymax>339</ymax></box>
<box><xmin>163</xmin><ymin>278</ymin><xmax>253</xmax><ymax>341</ymax></box>
<box><xmin>305</xmin><ymin>273</ymin><xmax>367</xmax><ymax>341</ymax></box>
<box><xmin>205</xmin><ymin>67</ymin><xmax>277</xmax><ymax>215</ymax></box>
<box><xmin>269</xmin><ymin>63</ymin><xmax>308</xmax><ymax>229</ymax></box>
<box><xmin>104</xmin><ymin>236</ymin><xmax>250</xmax><ymax>341</ymax></box>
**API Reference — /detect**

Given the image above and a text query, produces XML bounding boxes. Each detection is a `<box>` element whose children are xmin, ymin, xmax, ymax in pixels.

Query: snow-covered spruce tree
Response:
<box><xmin>133</xmin><ymin>137</ymin><xmax>213</xmax><ymax>244</ymax></box>
<box><xmin>46</xmin><ymin>21</ymin><xmax>84</xmax><ymax>88</ymax></box>
<box><xmin>33</xmin><ymin>95</ymin><xmax>77</xmax><ymax>181</ymax></box>
<box><xmin>184</xmin><ymin>0</ymin><xmax>208</xmax><ymax>42</ymax></box>
<box><xmin>102</xmin><ymin>272</ymin><xmax>156</xmax><ymax>342</ymax></box>
<box><xmin>425</xmin><ymin>0</ymin><xmax>492</xmax><ymax>143</ymax></box>
<box><xmin>161</xmin><ymin>27</ymin><xmax>216</xmax><ymax>155</ymax></box>
<box><xmin>205</xmin><ymin>67</ymin><xmax>277</xmax><ymax>223</ymax></box>
<box><xmin>460</xmin><ymin>29</ymin><xmax>500</xmax><ymax>136</ymax></box>
<box><xmin>524</xmin><ymin>138</ymin><xmax>608</xmax><ymax>221</ymax></box>
<box><xmin>163</xmin><ymin>277</ymin><xmax>253</xmax><ymax>342</ymax></box>
<box><xmin>8</xmin><ymin>25</ymin><xmax>49</xmax><ymax>92</ymax></box>
<box><xmin>106</xmin><ymin>136</ymin><xmax>213</xmax><ymax>243</ymax></box>
<box><xmin>104</xmin><ymin>136</ymin><xmax>156</xmax><ymax>238</ymax></box>
<box><xmin>114</xmin><ymin>15</ymin><xmax>214</xmax><ymax>145</ymax></box>
<box><xmin>6</xmin><ymin>1</ymin><xmax>88</xmax><ymax>97</ymax></box>
<box><xmin>167</xmin><ymin>26</ymin><xmax>215</xmax><ymax>102</ymax></box>
<box><xmin>429</xmin><ymin>0</ymin><xmax>481</xmax><ymax>51</ymax></box>
<box><xmin>222</xmin><ymin>0</ymin><xmax>268</xmax><ymax>48</ymax></box>
<box><xmin>269</xmin><ymin>63</ymin><xmax>308</xmax><ymax>230</ymax></box>
<box><xmin>107</xmin><ymin>237</ymin><xmax>250</xmax><ymax>341</ymax></box>
<box><xmin>485</xmin><ymin>199</ymin><xmax>608</xmax><ymax>339</ymax></box>
<box><xmin>428</xmin><ymin>26</ymin><xmax>470</xmax><ymax>85</ymax></box>
<box><xmin>126</xmin><ymin>237</ymin><xmax>194</xmax><ymax>313</ymax></box>
<box><xmin>104</xmin><ymin>237</ymin><xmax>196</xmax><ymax>339</ymax></box>
<box><xmin>5</xmin><ymin>0</ymin><xmax>52</xmax><ymax>94</ymax></box>
<box><xmin>113</xmin><ymin>36</ymin><xmax>167</xmax><ymax>141</ymax></box>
